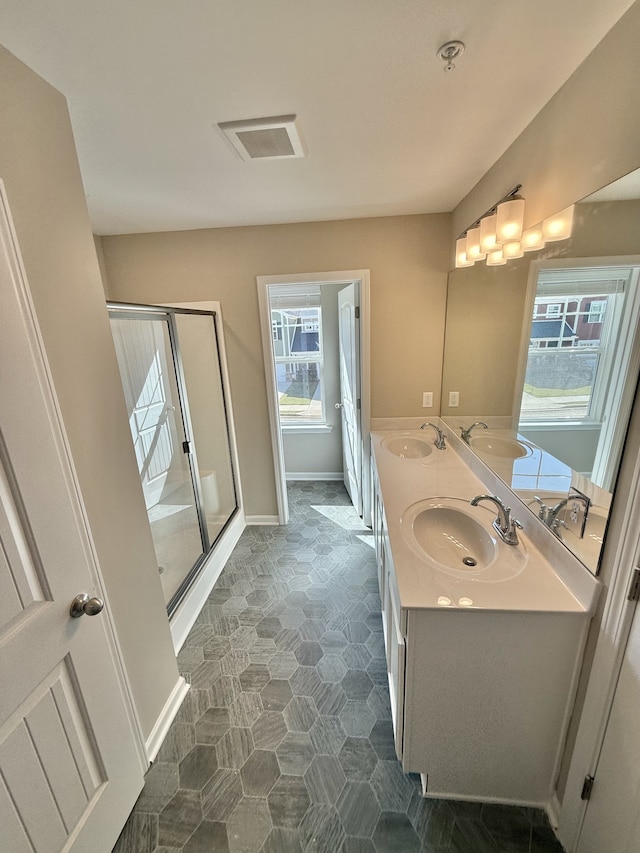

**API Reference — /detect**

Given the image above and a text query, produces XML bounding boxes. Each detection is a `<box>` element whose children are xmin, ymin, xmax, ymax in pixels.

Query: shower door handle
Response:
<box><xmin>70</xmin><ymin>593</ymin><xmax>105</xmax><ymax>618</ymax></box>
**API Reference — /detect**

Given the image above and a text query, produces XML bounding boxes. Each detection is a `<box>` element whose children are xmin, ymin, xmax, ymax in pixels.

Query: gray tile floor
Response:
<box><xmin>113</xmin><ymin>481</ymin><xmax>565</xmax><ymax>853</ymax></box>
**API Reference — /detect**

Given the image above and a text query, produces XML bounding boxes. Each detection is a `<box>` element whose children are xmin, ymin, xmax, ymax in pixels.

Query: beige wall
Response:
<box><xmin>0</xmin><ymin>46</ymin><xmax>179</xmax><ymax>740</ymax></box>
<box><xmin>102</xmin><ymin>214</ymin><xmax>451</xmax><ymax>517</ymax></box>
<box><xmin>452</xmin><ymin>0</ymin><xmax>640</xmax><ymax>246</ymax></box>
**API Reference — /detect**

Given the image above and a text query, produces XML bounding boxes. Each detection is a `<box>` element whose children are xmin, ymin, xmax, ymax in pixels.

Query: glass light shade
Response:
<box><xmin>542</xmin><ymin>205</ymin><xmax>575</xmax><ymax>241</ymax></box>
<box><xmin>486</xmin><ymin>248</ymin><xmax>506</xmax><ymax>266</ymax></box>
<box><xmin>521</xmin><ymin>224</ymin><xmax>545</xmax><ymax>251</ymax></box>
<box><xmin>479</xmin><ymin>214</ymin><xmax>499</xmax><ymax>253</ymax></box>
<box><xmin>455</xmin><ymin>236</ymin><xmax>474</xmax><ymax>268</ymax></box>
<box><xmin>466</xmin><ymin>226</ymin><xmax>486</xmax><ymax>261</ymax></box>
<box><xmin>496</xmin><ymin>197</ymin><xmax>525</xmax><ymax>243</ymax></box>
<box><xmin>502</xmin><ymin>241</ymin><xmax>524</xmax><ymax>259</ymax></box>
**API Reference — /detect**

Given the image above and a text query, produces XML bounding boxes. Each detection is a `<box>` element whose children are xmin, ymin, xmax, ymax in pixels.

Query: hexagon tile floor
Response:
<box><xmin>113</xmin><ymin>481</ymin><xmax>565</xmax><ymax>853</ymax></box>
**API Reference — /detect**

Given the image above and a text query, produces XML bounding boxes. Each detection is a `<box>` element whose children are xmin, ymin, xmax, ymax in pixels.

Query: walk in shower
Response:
<box><xmin>108</xmin><ymin>303</ymin><xmax>238</xmax><ymax>614</ymax></box>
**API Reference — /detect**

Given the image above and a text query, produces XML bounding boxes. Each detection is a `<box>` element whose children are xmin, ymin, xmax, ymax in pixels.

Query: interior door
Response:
<box><xmin>577</xmin><ymin>599</ymin><xmax>640</xmax><ymax>853</ymax></box>
<box><xmin>0</xmin><ymin>186</ymin><xmax>144</xmax><ymax>852</ymax></box>
<box><xmin>338</xmin><ymin>283</ymin><xmax>362</xmax><ymax>514</ymax></box>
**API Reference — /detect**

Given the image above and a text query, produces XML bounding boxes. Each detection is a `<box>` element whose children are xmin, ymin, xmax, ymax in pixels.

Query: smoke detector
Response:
<box><xmin>217</xmin><ymin>114</ymin><xmax>307</xmax><ymax>161</ymax></box>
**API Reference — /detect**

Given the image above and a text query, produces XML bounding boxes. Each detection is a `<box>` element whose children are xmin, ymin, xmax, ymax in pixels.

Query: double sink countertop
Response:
<box><xmin>371</xmin><ymin>425</ymin><xmax>600</xmax><ymax>615</ymax></box>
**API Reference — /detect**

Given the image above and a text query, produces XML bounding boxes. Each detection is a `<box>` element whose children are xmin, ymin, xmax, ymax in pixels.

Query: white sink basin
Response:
<box><xmin>401</xmin><ymin>497</ymin><xmax>527</xmax><ymax>582</ymax></box>
<box><xmin>382</xmin><ymin>435</ymin><xmax>432</xmax><ymax>459</ymax></box>
<box><xmin>469</xmin><ymin>434</ymin><xmax>533</xmax><ymax>459</ymax></box>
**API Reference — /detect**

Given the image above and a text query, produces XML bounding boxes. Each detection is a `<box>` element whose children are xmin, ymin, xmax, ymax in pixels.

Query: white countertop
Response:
<box><xmin>372</xmin><ymin>429</ymin><xmax>599</xmax><ymax>614</ymax></box>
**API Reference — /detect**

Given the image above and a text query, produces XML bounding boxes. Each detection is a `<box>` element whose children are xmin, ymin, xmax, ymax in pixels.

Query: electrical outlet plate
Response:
<box><xmin>449</xmin><ymin>391</ymin><xmax>459</xmax><ymax>407</ymax></box>
<box><xmin>561</xmin><ymin>487</ymin><xmax>591</xmax><ymax>539</ymax></box>
<box><xmin>422</xmin><ymin>392</ymin><xmax>433</xmax><ymax>408</ymax></box>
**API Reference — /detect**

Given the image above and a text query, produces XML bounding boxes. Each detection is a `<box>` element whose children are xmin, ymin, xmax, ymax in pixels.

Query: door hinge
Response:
<box><xmin>182</xmin><ymin>440</ymin><xmax>191</xmax><ymax>454</ymax></box>
<box><xmin>354</xmin><ymin>306</ymin><xmax>360</xmax><ymax>319</ymax></box>
<box><xmin>357</xmin><ymin>398</ymin><xmax>361</xmax><ymax>410</ymax></box>
<box><xmin>581</xmin><ymin>774</ymin><xmax>595</xmax><ymax>801</ymax></box>
<box><xmin>628</xmin><ymin>567</ymin><xmax>640</xmax><ymax>601</ymax></box>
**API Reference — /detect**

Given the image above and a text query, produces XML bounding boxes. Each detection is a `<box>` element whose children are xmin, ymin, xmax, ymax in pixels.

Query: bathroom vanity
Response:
<box><xmin>371</xmin><ymin>423</ymin><xmax>600</xmax><ymax>805</ymax></box>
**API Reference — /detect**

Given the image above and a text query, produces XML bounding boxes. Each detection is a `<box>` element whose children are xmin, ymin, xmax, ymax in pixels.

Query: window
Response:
<box><xmin>546</xmin><ymin>303</ymin><xmax>561</xmax><ymax>316</ymax></box>
<box><xmin>271</xmin><ymin>305</ymin><xmax>325</xmax><ymax>424</ymax></box>
<box><xmin>588</xmin><ymin>300</ymin><xmax>607</xmax><ymax>324</ymax></box>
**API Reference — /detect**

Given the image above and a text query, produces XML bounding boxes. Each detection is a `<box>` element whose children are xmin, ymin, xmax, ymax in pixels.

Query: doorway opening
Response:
<box><xmin>257</xmin><ymin>271</ymin><xmax>371</xmax><ymax>525</ymax></box>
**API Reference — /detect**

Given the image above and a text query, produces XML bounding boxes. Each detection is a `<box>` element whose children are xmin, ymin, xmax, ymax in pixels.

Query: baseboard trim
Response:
<box><xmin>170</xmin><ymin>509</ymin><xmax>246</xmax><ymax>652</ymax></box>
<box><xmin>145</xmin><ymin>676</ymin><xmax>190</xmax><ymax>763</ymax></box>
<box><xmin>547</xmin><ymin>792</ymin><xmax>561</xmax><ymax>830</ymax></box>
<box><xmin>285</xmin><ymin>472</ymin><xmax>343</xmax><ymax>481</ymax></box>
<box><xmin>245</xmin><ymin>514</ymin><xmax>280</xmax><ymax>525</ymax></box>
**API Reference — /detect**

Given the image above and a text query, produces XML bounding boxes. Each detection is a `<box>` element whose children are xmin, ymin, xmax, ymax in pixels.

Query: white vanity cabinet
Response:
<box><xmin>370</xmin><ymin>433</ymin><xmax>598</xmax><ymax>806</ymax></box>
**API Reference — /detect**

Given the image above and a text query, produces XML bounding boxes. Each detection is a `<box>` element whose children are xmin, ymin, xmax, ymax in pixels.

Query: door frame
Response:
<box><xmin>557</xmin><ymin>385</ymin><xmax>640</xmax><ymax>849</ymax></box>
<box><xmin>0</xmin><ymin>181</ymin><xmax>148</xmax><ymax>776</ymax></box>
<box><xmin>257</xmin><ymin>270</ymin><xmax>371</xmax><ymax>525</ymax></box>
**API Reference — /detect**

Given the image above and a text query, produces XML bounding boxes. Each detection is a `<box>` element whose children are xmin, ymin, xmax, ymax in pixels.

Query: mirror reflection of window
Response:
<box><xmin>519</xmin><ymin>264</ymin><xmax>640</xmax><ymax>490</ymax></box>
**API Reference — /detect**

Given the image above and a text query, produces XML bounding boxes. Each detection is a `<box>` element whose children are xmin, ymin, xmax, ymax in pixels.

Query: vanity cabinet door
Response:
<box><xmin>384</xmin><ymin>541</ymin><xmax>405</xmax><ymax>760</ymax></box>
<box><xmin>387</xmin><ymin>588</ymin><xmax>405</xmax><ymax>761</ymax></box>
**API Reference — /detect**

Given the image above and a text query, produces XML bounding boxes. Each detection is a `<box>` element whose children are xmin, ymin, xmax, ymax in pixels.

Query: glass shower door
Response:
<box><xmin>174</xmin><ymin>312</ymin><xmax>238</xmax><ymax>547</ymax></box>
<box><xmin>110</xmin><ymin>313</ymin><xmax>205</xmax><ymax>605</ymax></box>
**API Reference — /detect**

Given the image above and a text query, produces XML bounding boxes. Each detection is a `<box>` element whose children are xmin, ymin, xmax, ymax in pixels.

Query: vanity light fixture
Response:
<box><xmin>455</xmin><ymin>237</ymin><xmax>474</xmax><ymax>267</ymax></box>
<box><xmin>542</xmin><ymin>204</ymin><xmax>575</xmax><ymax>241</ymax></box>
<box><xmin>486</xmin><ymin>248</ymin><xmax>507</xmax><ymax>266</ymax></box>
<box><xmin>496</xmin><ymin>196</ymin><xmax>525</xmax><ymax>242</ymax></box>
<box><xmin>479</xmin><ymin>214</ymin><xmax>499</xmax><ymax>253</ymax></box>
<box><xmin>502</xmin><ymin>241</ymin><xmax>524</xmax><ymax>260</ymax></box>
<box><xmin>521</xmin><ymin>224</ymin><xmax>546</xmax><ymax>252</ymax></box>
<box><xmin>465</xmin><ymin>225</ymin><xmax>486</xmax><ymax>261</ymax></box>
<box><xmin>454</xmin><ymin>184</ymin><xmax>575</xmax><ymax>268</ymax></box>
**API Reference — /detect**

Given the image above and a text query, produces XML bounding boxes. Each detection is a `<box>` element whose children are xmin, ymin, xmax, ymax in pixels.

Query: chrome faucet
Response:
<box><xmin>460</xmin><ymin>422</ymin><xmax>489</xmax><ymax>443</ymax></box>
<box><xmin>419</xmin><ymin>422</ymin><xmax>446</xmax><ymax>450</ymax></box>
<box><xmin>470</xmin><ymin>494</ymin><xmax>523</xmax><ymax>545</ymax></box>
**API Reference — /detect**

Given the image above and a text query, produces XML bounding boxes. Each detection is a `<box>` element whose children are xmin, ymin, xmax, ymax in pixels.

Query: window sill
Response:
<box><xmin>520</xmin><ymin>421</ymin><xmax>602</xmax><ymax>431</ymax></box>
<box><xmin>281</xmin><ymin>424</ymin><xmax>334</xmax><ymax>435</ymax></box>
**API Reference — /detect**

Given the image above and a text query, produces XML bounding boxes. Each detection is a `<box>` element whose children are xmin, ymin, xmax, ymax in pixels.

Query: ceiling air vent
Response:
<box><xmin>217</xmin><ymin>114</ymin><xmax>307</xmax><ymax>161</ymax></box>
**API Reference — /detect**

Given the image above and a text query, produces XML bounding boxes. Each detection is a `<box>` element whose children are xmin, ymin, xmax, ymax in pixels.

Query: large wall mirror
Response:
<box><xmin>441</xmin><ymin>167</ymin><xmax>640</xmax><ymax>575</ymax></box>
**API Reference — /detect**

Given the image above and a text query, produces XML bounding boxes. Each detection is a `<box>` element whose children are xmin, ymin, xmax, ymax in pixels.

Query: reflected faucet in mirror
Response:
<box><xmin>441</xmin><ymin>166</ymin><xmax>640</xmax><ymax>575</ymax></box>
<box><xmin>460</xmin><ymin>422</ymin><xmax>488</xmax><ymax>442</ymax></box>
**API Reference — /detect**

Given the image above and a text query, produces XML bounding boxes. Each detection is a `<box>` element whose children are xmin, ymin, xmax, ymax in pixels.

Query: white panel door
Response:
<box><xmin>0</xmin><ymin>184</ymin><xmax>144</xmax><ymax>852</ymax></box>
<box><xmin>577</xmin><ymin>599</ymin><xmax>640</xmax><ymax>853</ymax></box>
<box><xmin>338</xmin><ymin>283</ymin><xmax>362</xmax><ymax>514</ymax></box>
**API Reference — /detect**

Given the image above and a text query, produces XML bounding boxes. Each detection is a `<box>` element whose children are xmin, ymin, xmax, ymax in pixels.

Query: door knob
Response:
<box><xmin>70</xmin><ymin>593</ymin><xmax>105</xmax><ymax>618</ymax></box>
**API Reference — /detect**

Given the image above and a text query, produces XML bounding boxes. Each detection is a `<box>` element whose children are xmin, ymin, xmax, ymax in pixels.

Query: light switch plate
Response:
<box><xmin>422</xmin><ymin>392</ymin><xmax>433</xmax><ymax>408</ymax></box>
<box><xmin>449</xmin><ymin>391</ymin><xmax>460</xmax><ymax>407</ymax></box>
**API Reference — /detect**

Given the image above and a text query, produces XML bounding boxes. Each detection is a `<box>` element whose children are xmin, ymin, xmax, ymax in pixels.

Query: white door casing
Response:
<box><xmin>338</xmin><ymin>282</ymin><xmax>362</xmax><ymax>515</ymax></box>
<box><xmin>0</xmin><ymin>182</ymin><xmax>145</xmax><ymax>852</ymax></box>
<box><xmin>256</xmin><ymin>270</ymin><xmax>371</xmax><ymax>526</ymax></box>
<box><xmin>576</xmin><ymin>599</ymin><xmax>640</xmax><ymax>853</ymax></box>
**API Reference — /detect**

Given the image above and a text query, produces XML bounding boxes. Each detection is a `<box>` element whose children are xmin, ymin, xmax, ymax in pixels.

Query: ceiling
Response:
<box><xmin>0</xmin><ymin>1</ymin><xmax>635</xmax><ymax>235</ymax></box>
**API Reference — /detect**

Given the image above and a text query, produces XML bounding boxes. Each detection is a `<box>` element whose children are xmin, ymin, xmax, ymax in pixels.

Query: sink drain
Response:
<box><xmin>462</xmin><ymin>557</ymin><xmax>477</xmax><ymax>567</ymax></box>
